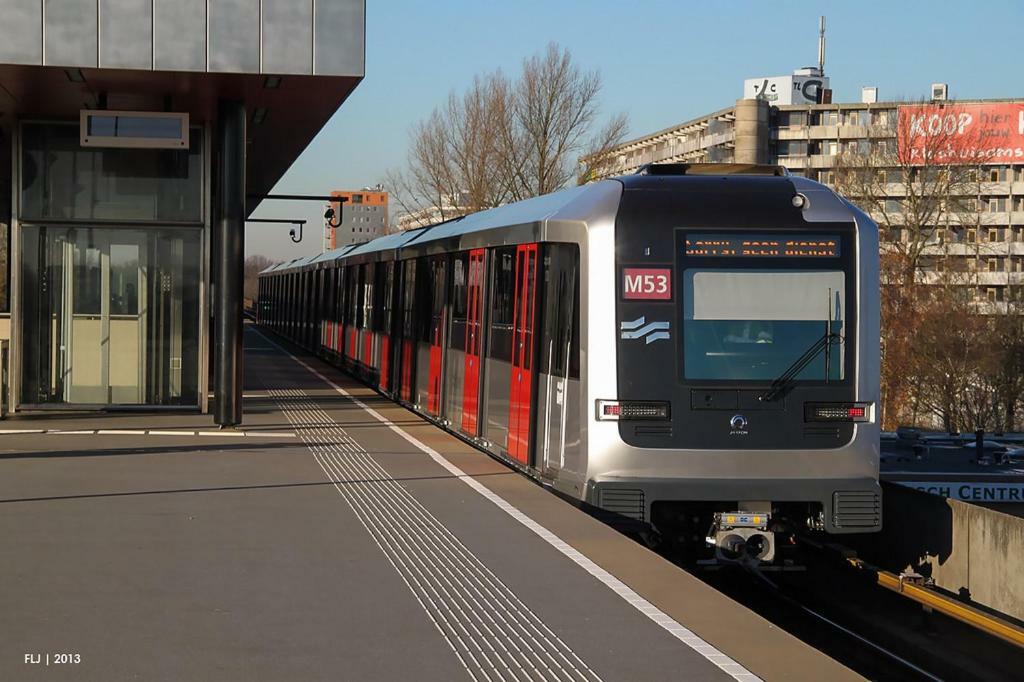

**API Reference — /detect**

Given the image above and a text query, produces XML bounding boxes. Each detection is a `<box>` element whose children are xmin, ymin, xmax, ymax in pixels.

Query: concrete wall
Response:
<box><xmin>851</xmin><ymin>483</ymin><xmax>1024</xmax><ymax>622</ymax></box>
<box><xmin>0</xmin><ymin>0</ymin><xmax>364</xmax><ymax>76</ymax></box>
<box><xmin>733</xmin><ymin>98</ymin><xmax>769</xmax><ymax>165</ymax></box>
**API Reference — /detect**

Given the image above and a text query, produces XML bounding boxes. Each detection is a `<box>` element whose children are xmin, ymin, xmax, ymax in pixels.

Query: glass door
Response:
<box><xmin>20</xmin><ymin>226</ymin><xmax>201</xmax><ymax>408</ymax></box>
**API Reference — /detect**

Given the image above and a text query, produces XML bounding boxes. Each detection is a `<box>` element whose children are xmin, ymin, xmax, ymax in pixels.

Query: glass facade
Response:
<box><xmin>20</xmin><ymin>123</ymin><xmax>202</xmax><ymax>223</ymax></box>
<box><xmin>20</xmin><ymin>226</ymin><xmax>202</xmax><ymax>406</ymax></box>
<box><xmin>16</xmin><ymin>122</ymin><xmax>205</xmax><ymax>409</ymax></box>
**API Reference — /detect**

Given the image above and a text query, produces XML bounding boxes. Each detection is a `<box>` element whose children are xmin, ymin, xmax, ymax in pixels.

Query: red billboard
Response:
<box><xmin>898</xmin><ymin>102</ymin><xmax>1024</xmax><ymax>165</ymax></box>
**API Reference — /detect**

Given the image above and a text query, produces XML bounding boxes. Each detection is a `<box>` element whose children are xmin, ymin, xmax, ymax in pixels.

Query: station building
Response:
<box><xmin>0</xmin><ymin>1</ymin><xmax>365</xmax><ymax>420</ymax></box>
<box><xmin>590</xmin><ymin>75</ymin><xmax>1024</xmax><ymax>311</ymax></box>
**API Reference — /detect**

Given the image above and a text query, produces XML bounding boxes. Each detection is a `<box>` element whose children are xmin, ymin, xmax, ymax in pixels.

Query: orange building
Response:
<box><xmin>328</xmin><ymin>189</ymin><xmax>389</xmax><ymax>249</ymax></box>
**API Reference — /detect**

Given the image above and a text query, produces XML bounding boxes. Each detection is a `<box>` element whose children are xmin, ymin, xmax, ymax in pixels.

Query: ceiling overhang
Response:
<box><xmin>0</xmin><ymin>64</ymin><xmax>361</xmax><ymax>214</ymax></box>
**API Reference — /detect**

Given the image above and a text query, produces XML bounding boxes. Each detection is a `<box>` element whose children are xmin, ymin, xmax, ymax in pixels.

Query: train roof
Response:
<box><xmin>310</xmin><ymin>242</ymin><xmax>360</xmax><ymax>265</ymax></box>
<box><xmin>259</xmin><ymin>167</ymin><xmax>852</xmax><ymax>277</ymax></box>
<box><xmin>344</xmin><ymin>226</ymin><xmax>429</xmax><ymax>258</ymax></box>
<box><xmin>403</xmin><ymin>183</ymin><xmax>594</xmax><ymax>248</ymax></box>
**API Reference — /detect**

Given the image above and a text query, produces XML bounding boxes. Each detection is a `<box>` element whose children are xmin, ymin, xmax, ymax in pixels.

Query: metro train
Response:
<box><xmin>257</xmin><ymin>163</ymin><xmax>882</xmax><ymax>563</ymax></box>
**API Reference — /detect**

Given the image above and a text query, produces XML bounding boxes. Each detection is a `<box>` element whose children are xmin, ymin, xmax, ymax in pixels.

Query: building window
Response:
<box><xmin>884</xmin><ymin>199</ymin><xmax>902</xmax><ymax>213</ymax></box>
<box><xmin>989</xmin><ymin>197</ymin><xmax>1007</xmax><ymax>213</ymax></box>
<box><xmin>989</xmin><ymin>228</ymin><xmax>999</xmax><ymax>243</ymax></box>
<box><xmin>988</xmin><ymin>288</ymin><xmax>998</xmax><ymax>303</ymax></box>
<box><xmin>989</xmin><ymin>167</ymin><xmax>1008</xmax><ymax>182</ymax></box>
<box><xmin>777</xmin><ymin>140</ymin><xmax>807</xmax><ymax>157</ymax></box>
<box><xmin>988</xmin><ymin>258</ymin><xmax>999</xmax><ymax>272</ymax></box>
<box><xmin>824</xmin><ymin>141</ymin><xmax>838</xmax><ymax>156</ymax></box>
<box><xmin>779</xmin><ymin>111</ymin><xmax>807</xmax><ymax>128</ymax></box>
<box><xmin>968</xmin><ymin>228</ymin><xmax>977</xmax><ymax>243</ymax></box>
<box><xmin>871</xmin><ymin>110</ymin><xmax>892</xmax><ymax>127</ymax></box>
<box><xmin>818</xmin><ymin>170</ymin><xmax>833</xmax><ymax>185</ymax></box>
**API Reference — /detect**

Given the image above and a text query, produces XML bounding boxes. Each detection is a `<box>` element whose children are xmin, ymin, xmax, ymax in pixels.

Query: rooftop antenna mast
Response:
<box><xmin>818</xmin><ymin>16</ymin><xmax>826</xmax><ymax>75</ymax></box>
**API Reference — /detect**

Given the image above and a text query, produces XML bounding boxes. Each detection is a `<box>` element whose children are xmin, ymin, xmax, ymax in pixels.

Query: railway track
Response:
<box><xmin>661</xmin><ymin>540</ymin><xmax>1024</xmax><ymax>681</ymax></box>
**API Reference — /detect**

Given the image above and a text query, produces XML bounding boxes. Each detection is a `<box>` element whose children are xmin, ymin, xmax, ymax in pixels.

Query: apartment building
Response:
<box><xmin>590</xmin><ymin>85</ymin><xmax>1024</xmax><ymax>311</ymax></box>
<box><xmin>328</xmin><ymin>188</ymin><xmax>389</xmax><ymax>248</ymax></box>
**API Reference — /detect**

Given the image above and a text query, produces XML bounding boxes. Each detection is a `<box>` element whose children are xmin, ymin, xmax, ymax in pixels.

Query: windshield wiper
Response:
<box><xmin>759</xmin><ymin>331</ymin><xmax>842</xmax><ymax>403</ymax></box>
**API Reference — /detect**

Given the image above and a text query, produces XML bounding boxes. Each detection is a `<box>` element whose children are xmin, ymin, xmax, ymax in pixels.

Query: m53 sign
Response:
<box><xmin>898</xmin><ymin>102</ymin><xmax>1024</xmax><ymax>165</ymax></box>
<box><xmin>622</xmin><ymin>268</ymin><xmax>671</xmax><ymax>300</ymax></box>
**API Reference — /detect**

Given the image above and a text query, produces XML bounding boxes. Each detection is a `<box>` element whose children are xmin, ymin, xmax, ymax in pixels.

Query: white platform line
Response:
<box><xmin>254</xmin><ymin>328</ymin><xmax>762</xmax><ymax>682</ymax></box>
<box><xmin>272</xmin><ymin>389</ymin><xmax>594</xmax><ymax>682</ymax></box>
<box><xmin>0</xmin><ymin>428</ymin><xmax>296</xmax><ymax>439</ymax></box>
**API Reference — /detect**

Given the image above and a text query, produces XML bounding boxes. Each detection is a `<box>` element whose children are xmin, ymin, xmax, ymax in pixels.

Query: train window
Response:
<box><xmin>422</xmin><ymin>257</ymin><xmax>447</xmax><ymax>343</ymax></box>
<box><xmin>373</xmin><ymin>263</ymin><xmax>387</xmax><ymax>332</ymax></box>
<box><xmin>450</xmin><ymin>252</ymin><xmax>469</xmax><ymax>351</ymax></box>
<box><xmin>381</xmin><ymin>261</ymin><xmax>394</xmax><ymax>334</ymax></box>
<box><xmin>487</xmin><ymin>247</ymin><xmax>516</xmax><ymax>363</ymax></box>
<box><xmin>682</xmin><ymin>269</ymin><xmax>845</xmax><ymax>382</ymax></box>
<box><xmin>346</xmin><ymin>265</ymin><xmax>360</xmax><ymax>327</ymax></box>
<box><xmin>537</xmin><ymin>244</ymin><xmax>580</xmax><ymax>380</ymax></box>
<box><xmin>401</xmin><ymin>259</ymin><xmax>417</xmax><ymax>338</ymax></box>
<box><xmin>362</xmin><ymin>263</ymin><xmax>374</xmax><ymax>331</ymax></box>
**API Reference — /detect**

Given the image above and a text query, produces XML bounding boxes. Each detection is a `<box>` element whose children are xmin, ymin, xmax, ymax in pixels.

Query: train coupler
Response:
<box><xmin>706</xmin><ymin>511</ymin><xmax>776</xmax><ymax>564</ymax></box>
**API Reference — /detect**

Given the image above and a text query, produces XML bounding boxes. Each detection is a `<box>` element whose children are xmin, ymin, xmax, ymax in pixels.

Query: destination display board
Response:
<box><xmin>684</xmin><ymin>234</ymin><xmax>840</xmax><ymax>258</ymax></box>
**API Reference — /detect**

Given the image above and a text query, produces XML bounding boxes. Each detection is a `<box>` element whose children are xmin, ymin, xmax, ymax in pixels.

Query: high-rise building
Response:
<box><xmin>328</xmin><ymin>188</ymin><xmax>389</xmax><ymax>248</ymax></box>
<box><xmin>588</xmin><ymin>80</ymin><xmax>1024</xmax><ymax>313</ymax></box>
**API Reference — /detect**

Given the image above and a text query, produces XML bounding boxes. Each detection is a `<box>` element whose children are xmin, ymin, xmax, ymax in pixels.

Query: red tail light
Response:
<box><xmin>804</xmin><ymin>402</ymin><xmax>872</xmax><ymax>423</ymax></box>
<box><xmin>596</xmin><ymin>400</ymin><xmax>671</xmax><ymax>421</ymax></box>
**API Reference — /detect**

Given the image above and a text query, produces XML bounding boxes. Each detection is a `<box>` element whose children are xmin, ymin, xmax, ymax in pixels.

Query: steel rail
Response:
<box><xmin>845</xmin><ymin>556</ymin><xmax>1024</xmax><ymax>649</ymax></box>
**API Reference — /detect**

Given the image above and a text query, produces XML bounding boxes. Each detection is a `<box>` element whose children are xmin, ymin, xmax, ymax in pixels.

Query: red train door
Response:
<box><xmin>507</xmin><ymin>244</ymin><xmax>538</xmax><ymax>464</ymax></box>
<box><xmin>461</xmin><ymin>249</ymin><xmax>485</xmax><ymax>435</ymax></box>
<box><xmin>426</xmin><ymin>258</ymin><xmax>446</xmax><ymax>416</ymax></box>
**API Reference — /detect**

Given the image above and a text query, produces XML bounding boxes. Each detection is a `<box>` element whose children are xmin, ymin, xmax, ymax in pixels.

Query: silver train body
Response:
<box><xmin>258</xmin><ymin>165</ymin><xmax>881</xmax><ymax>559</ymax></box>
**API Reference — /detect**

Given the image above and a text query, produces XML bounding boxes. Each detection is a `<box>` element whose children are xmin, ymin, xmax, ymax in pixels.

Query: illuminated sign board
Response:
<box><xmin>684</xmin><ymin>234</ymin><xmax>840</xmax><ymax>258</ymax></box>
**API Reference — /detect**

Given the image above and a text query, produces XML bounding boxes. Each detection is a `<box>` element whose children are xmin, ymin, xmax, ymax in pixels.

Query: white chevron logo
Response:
<box><xmin>620</xmin><ymin>316</ymin><xmax>671</xmax><ymax>344</ymax></box>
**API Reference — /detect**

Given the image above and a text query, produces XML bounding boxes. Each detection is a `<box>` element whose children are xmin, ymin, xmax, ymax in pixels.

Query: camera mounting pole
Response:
<box><xmin>245</xmin><ymin>218</ymin><xmax>307</xmax><ymax>243</ymax></box>
<box><xmin>246</xmin><ymin>194</ymin><xmax>349</xmax><ymax>243</ymax></box>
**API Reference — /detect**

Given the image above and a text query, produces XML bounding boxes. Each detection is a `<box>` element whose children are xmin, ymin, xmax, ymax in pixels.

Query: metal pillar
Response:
<box><xmin>215</xmin><ymin>100</ymin><xmax>246</xmax><ymax>426</ymax></box>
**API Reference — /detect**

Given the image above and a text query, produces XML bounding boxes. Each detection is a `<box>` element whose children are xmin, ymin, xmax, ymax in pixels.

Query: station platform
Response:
<box><xmin>0</xmin><ymin>325</ymin><xmax>859</xmax><ymax>681</ymax></box>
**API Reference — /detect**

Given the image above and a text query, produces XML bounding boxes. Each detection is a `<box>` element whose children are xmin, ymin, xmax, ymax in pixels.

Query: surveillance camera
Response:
<box><xmin>324</xmin><ymin>207</ymin><xmax>335</xmax><ymax>221</ymax></box>
<box><xmin>289</xmin><ymin>228</ymin><xmax>296</xmax><ymax>237</ymax></box>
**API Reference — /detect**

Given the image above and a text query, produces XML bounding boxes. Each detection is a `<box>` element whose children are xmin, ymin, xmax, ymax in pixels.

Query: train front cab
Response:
<box><xmin>585</xmin><ymin>173</ymin><xmax>882</xmax><ymax>561</ymax></box>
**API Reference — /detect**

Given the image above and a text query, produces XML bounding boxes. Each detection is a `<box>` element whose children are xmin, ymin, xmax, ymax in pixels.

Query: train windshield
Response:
<box><xmin>682</xmin><ymin>269</ymin><xmax>845</xmax><ymax>381</ymax></box>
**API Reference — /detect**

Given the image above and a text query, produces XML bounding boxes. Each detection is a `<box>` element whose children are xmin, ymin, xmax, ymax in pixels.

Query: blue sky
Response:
<box><xmin>247</xmin><ymin>0</ymin><xmax>1024</xmax><ymax>258</ymax></box>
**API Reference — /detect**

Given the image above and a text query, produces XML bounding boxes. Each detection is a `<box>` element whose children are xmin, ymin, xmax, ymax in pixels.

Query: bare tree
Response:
<box><xmin>501</xmin><ymin>43</ymin><xmax>613</xmax><ymax>200</ymax></box>
<box><xmin>386</xmin><ymin>73</ymin><xmax>510</xmax><ymax>230</ymax></box>
<box><xmin>577</xmin><ymin>113</ymin><xmax>630</xmax><ymax>185</ymax></box>
<box><xmin>244</xmin><ymin>254</ymin><xmax>277</xmax><ymax>305</ymax></box>
<box><xmin>831</xmin><ymin>102</ymin><xmax>988</xmax><ymax>429</ymax></box>
<box><xmin>388</xmin><ymin>43</ymin><xmax>626</xmax><ymax>226</ymax></box>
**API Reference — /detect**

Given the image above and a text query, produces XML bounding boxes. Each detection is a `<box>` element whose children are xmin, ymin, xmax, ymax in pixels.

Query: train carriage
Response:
<box><xmin>258</xmin><ymin>163</ymin><xmax>882</xmax><ymax>563</ymax></box>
